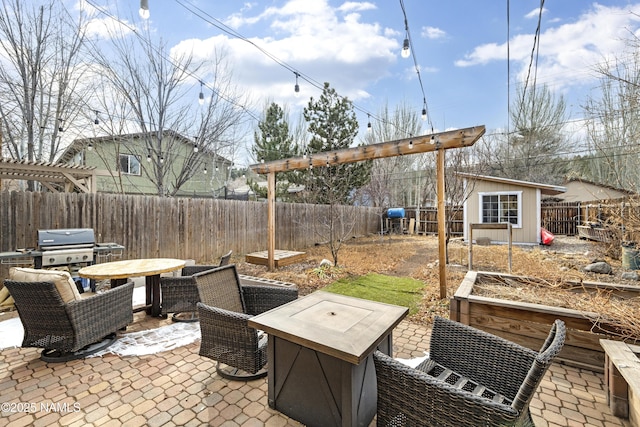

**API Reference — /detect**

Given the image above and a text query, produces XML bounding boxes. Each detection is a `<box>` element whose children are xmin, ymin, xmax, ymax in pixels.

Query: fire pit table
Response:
<box><xmin>248</xmin><ymin>291</ymin><xmax>408</xmax><ymax>427</ymax></box>
<box><xmin>79</xmin><ymin>258</ymin><xmax>185</xmax><ymax>317</ymax></box>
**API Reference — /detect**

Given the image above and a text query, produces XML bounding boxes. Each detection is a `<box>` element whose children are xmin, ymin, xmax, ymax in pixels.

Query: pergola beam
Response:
<box><xmin>249</xmin><ymin>126</ymin><xmax>485</xmax><ymax>174</ymax></box>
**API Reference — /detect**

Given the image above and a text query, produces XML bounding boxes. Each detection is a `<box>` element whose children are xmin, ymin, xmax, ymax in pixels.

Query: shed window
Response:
<box><xmin>118</xmin><ymin>154</ymin><xmax>141</xmax><ymax>176</ymax></box>
<box><xmin>480</xmin><ymin>193</ymin><xmax>520</xmax><ymax>226</ymax></box>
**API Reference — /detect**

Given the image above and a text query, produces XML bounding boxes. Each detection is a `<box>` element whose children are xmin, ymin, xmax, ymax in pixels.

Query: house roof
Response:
<box><xmin>456</xmin><ymin>172</ymin><xmax>567</xmax><ymax>195</ymax></box>
<box><xmin>564</xmin><ymin>178</ymin><xmax>635</xmax><ymax>195</ymax></box>
<box><xmin>59</xmin><ymin>130</ymin><xmax>232</xmax><ymax>165</ymax></box>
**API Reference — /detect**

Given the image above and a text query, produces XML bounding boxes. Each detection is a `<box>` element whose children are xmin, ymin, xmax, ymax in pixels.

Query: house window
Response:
<box><xmin>118</xmin><ymin>154</ymin><xmax>141</xmax><ymax>175</ymax></box>
<box><xmin>480</xmin><ymin>192</ymin><xmax>521</xmax><ymax>226</ymax></box>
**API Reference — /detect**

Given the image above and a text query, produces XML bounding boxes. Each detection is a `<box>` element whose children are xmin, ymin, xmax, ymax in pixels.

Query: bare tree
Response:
<box><xmin>477</xmin><ymin>85</ymin><xmax>569</xmax><ymax>185</ymax></box>
<box><xmin>577</xmin><ymin>48</ymin><xmax>640</xmax><ymax>193</ymax></box>
<box><xmin>358</xmin><ymin>102</ymin><xmax>425</xmax><ymax>208</ymax></box>
<box><xmin>91</xmin><ymin>23</ymin><xmax>249</xmax><ymax>196</ymax></box>
<box><xmin>0</xmin><ymin>1</ymin><xmax>90</xmax><ymax>180</ymax></box>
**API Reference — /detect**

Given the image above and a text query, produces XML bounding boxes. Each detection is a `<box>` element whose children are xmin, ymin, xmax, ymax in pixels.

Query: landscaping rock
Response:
<box><xmin>583</xmin><ymin>261</ymin><xmax>613</xmax><ymax>275</ymax></box>
<box><xmin>621</xmin><ymin>271</ymin><xmax>640</xmax><ymax>281</ymax></box>
<box><xmin>319</xmin><ymin>259</ymin><xmax>333</xmax><ymax>268</ymax></box>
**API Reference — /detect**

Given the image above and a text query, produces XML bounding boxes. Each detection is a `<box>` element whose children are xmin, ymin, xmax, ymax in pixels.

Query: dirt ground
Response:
<box><xmin>234</xmin><ymin>233</ymin><xmax>631</xmax><ymax>325</ymax></box>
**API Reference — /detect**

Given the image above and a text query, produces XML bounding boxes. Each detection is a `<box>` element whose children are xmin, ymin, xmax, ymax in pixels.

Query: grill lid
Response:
<box><xmin>38</xmin><ymin>228</ymin><xmax>96</xmax><ymax>249</ymax></box>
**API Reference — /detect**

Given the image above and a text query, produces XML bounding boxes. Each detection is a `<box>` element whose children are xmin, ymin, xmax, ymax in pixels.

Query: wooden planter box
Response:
<box><xmin>450</xmin><ymin>271</ymin><xmax>640</xmax><ymax>372</ymax></box>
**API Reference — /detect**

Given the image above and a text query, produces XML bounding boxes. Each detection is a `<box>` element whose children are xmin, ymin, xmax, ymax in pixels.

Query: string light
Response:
<box><xmin>367</xmin><ymin>114</ymin><xmax>372</xmax><ymax>132</ymax></box>
<box><xmin>198</xmin><ymin>81</ymin><xmax>205</xmax><ymax>105</ymax></box>
<box><xmin>94</xmin><ymin>110</ymin><xmax>100</xmax><ymax>125</ymax></box>
<box><xmin>139</xmin><ymin>0</ymin><xmax>150</xmax><ymax>20</ymax></box>
<box><xmin>293</xmin><ymin>72</ymin><xmax>300</xmax><ymax>97</ymax></box>
<box><xmin>147</xmin><ymin>152</ymin><xmax>152</xmax><ymax>162</ymax></box>
<box><xmin>401</xmin><ymin>37</ymin><xmax>410</xmax><ymax>59</ymax></box>
<box><xmin>58</xmin><ymin>118</ymin><xmax>64</xmax><ymax>132</ymax></box>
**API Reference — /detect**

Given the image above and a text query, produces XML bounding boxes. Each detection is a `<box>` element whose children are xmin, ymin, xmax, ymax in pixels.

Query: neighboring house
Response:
<box><xmin>59</xmin><ymin>130</ymin><xmax>231</xmax><ymax>197</ymax></box>
<box><xmin>557</xmin><ymin>178</ymin><xmax>634</xmax><ymax>203</ymax></box>
<box><xmin>457</xmin><ymin>173</ymin><xmax>566</xmax><ymax>245</ymax></box>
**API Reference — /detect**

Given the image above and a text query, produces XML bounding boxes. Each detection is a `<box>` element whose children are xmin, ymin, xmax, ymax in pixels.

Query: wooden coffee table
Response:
<box><xmin>79</xmin><ymin>258</ymin><xmax>185</xmax><ymax>317</ymax></box>
<box><xmin>248</xmin><ymin>291</ymin><xmax>408</xmax><ymax>427</ymax></box>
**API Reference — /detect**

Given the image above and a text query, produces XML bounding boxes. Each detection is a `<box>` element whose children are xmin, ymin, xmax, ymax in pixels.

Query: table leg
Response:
<box><xmin>111</xmin><ymin>278</ymin><xmax>129</xmax><ymax>287</ymax></box>
<box><xmin>145</xmin><ymin>274</ymin><xmax>161</xmax><ymax>317</ymax></box>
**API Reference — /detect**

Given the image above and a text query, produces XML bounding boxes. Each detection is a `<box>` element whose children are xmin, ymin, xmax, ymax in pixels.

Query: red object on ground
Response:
<box><xmin>541</xmin><ymin>227</ymin><xmax>554</xmax><ymax>245</ymax></box>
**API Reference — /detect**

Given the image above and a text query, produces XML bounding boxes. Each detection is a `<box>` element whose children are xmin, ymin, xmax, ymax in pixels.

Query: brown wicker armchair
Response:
<box><xmin>194</xmin><ymin>264</ymin><xmax>298</xmax><ymax>380</ymax></box>
<box><xmin>4</xmin><ymin>279</ymin><xmax>134</xmax><ymax>362</ymax></box>
<box><xmin>373</xmin><ymin>316</ymin><xmax>566</xmax><ymax>427</ymax></box>
<box><xmin>160</xmin><ymin>250</ymin><xmax>232</xmax><ymax>322</ymax></box>
<box><xmin>160</xmin><ymin>265</ymin><xmax>218</xmax><ymax>322</ymax></box>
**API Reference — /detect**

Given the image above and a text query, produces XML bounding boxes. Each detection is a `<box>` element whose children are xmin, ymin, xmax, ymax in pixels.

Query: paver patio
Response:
<box><xmin>0</xmin><ymin>310</ymin><xmax>632</xmax><ymax>426</ymax></box>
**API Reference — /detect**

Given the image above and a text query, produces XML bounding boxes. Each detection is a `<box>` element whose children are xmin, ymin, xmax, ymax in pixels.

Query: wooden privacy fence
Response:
<box><xmin>404</xmin><ymin>207</ymin><xmax>464</xmax><ymax>236</ymax></box>
<box><xmin>0</xmin><ymin>191</ymin><xmax>381</xmax><ymax>269</ymax></box>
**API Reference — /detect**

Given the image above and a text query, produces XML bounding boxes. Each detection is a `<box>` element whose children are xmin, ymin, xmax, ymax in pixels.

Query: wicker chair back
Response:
<box><xmin>193</xmin><ymin>264</ymin><xmax>245</xmax><ymax>313</ymax></box>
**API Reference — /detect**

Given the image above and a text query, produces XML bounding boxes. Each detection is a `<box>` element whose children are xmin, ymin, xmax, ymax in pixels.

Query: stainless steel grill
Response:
<box><xmin>0</xmin><ymin>228</ymin><xmax>124</xmax><ymax>269</ymax></box>
<box><xmin>37</xmin><ymin>228</ymin><xmax>96</xmax><ymax>267</ymax></box>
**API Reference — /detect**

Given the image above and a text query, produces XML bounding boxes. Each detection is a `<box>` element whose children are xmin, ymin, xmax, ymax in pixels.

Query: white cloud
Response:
<box><xmin>455</xmin><ymin>3</ymin><xmax>640</xmax><ymax>91</ymax></box>
<box><xmin>525</xmin><ymin>7</ymin><xmax>547</xmax><ymax>20</ymax></box>
<box><xmin>421</xmin><ymin>26</ymin><xmax>446</xmax><ymax>40</ymax></box>
<box><xmin>174</xmin><ymin>0</ymin><xmax>398</xmax><ymax>105</ymax></box>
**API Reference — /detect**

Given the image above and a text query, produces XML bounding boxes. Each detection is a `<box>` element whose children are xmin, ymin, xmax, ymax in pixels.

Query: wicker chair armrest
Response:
<box><xmin>66</xmin><ymin>282</ymin><xmax>134</xmax><ymax>348</ymax></box>
<box><xmin>429</xmin><ymin>317</ymin><xmax>537</xmax><ymax>399</ymax></box>
<box><xmin>373</xmin><ymin>351</ymin><xmax>520</xmax><ymax>427</ymax></box>
<box><xmin>241</xmin><ymin>284</ymin><xmax>298</xmax><ymax>315</ymax></box>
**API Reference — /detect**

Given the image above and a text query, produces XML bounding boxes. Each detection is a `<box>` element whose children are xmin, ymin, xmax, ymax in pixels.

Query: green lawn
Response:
<box><xmin>323</xmin><ymin>273</ymin><xmax>424</xmax><ymax>315</ymax></box>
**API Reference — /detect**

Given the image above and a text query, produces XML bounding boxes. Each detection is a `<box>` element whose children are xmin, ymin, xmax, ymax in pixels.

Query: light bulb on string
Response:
<box><xmin>367</xmin><ymin>114</ymin><xmax>372</xmax><ymax>132</ymax></box>
<box><xmin>198</xmin><ymin>81</ymin><xmax>205</xmax><ymax>105</ymax></box>
<box><xmin>401</xmin><ymin>37</ymin><xmax>410</xmax><ymax>58</ymax></box>
<box><xmin>139</xmin><ymin>0</ymin><xmax>150</xmax><ymax>19</ymax></box>
<box><xmin>293</xmin><ymin>72</ymin><xmax>300</xmax><ymax>97</ymax></box>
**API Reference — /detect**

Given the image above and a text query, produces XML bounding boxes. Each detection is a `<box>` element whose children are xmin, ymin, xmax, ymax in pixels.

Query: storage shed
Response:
<box><xmin>458</xmin><ymin>173</ymin><xmax>566</xmax><ymax>245</ymax></box>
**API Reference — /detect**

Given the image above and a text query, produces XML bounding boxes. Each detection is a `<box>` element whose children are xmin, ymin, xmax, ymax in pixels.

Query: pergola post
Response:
<box><xmin>267</xmin><ymin>172</ymin><xmax>276</xmax><ymax>271</ymax></box>
<box><xmin>436</xmin><ymin>148</ymin><xmax>447</xmax><ymax>298</ymax></box>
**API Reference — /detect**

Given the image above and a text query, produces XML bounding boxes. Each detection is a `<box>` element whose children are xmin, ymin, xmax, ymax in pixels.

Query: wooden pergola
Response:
<box><xmin>0</xmin><ymin>157</ymin><xmax>97</xmax><ymax>193</ymax></box>
<box><xmin>249</xmin><ymin>125</ymin><xmax>486</xmax><ymax>298</ymax></box>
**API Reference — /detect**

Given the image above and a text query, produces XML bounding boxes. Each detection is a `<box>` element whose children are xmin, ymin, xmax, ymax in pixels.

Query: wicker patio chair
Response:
<box><xmin>160</xmin><ymin>250</ymin><xmax>232</xmax><ymax>322</ymax></box>
<box><xmin>373</xmin><ymin>316</ymin><xmax>566</xmax><ymax>427</ymax></box>
<box><xmin>194</xmin><ymin>264</ymin><xmax>298</xmax><ymax>380</ymax></box>
<box><xmin>160</xmin><ymin>265</ymin><xmax>218</xmax><ymax>322</ymax></box>
<box><xmin>4</xmin><ymin>279</ymin><xmax>134</xmax><ymax>362</ymax></box>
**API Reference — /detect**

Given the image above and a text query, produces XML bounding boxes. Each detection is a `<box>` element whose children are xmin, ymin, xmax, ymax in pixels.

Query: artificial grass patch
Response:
<box><xmin>323</xmin><ymin>273</ymin><xmax>424</xmax><ymax>315</ymax></box>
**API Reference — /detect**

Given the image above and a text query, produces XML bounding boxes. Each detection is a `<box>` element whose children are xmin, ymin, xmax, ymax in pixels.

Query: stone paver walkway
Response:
<box><xmin>0</xmin><ymin>311</ymin><xmax>632</xmax><ymax>426</ymax></box>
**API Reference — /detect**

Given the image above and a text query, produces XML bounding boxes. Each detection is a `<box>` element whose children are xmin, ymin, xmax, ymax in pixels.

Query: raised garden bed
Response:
<box><xmin>450</xmin><ymin>271</ymin><xmax>640</xmax><ymax>372</ymax></box>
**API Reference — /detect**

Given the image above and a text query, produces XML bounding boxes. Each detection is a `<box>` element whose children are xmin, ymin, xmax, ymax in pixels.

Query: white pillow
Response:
<box><xmin>9</xmin><ymin>267</ymin><xmax>82</xmax><ymax>303</ymax></box>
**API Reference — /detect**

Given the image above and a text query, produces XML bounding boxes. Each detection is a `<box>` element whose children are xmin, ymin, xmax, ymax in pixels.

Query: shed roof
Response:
<box><xmin>456</xmin><ymin>172</ymin><xmax>566</xmax><ymax>195</ymax></box>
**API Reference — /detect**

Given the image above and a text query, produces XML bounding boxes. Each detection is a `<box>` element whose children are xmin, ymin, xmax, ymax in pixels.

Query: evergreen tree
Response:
<box><xmin>250</xmin><ymin>102</ymin><xmax>300</xmax><ymax>200</ymax></box>
<box><xmin>302</xmin><ymin>82</ymin><xmax>371</xmax><ymax>266</ymax></box>
<box><xmin>303</xmin><ymin>82</ymin><xmax>371</xmax><ymax>205</ymax></box>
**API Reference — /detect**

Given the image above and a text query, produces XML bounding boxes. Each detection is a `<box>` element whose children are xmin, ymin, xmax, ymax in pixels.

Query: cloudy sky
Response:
<box><xmin>84</xmin><ymin>0</ymin><xmax>640</xmax><ymax>163</ymax></box>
